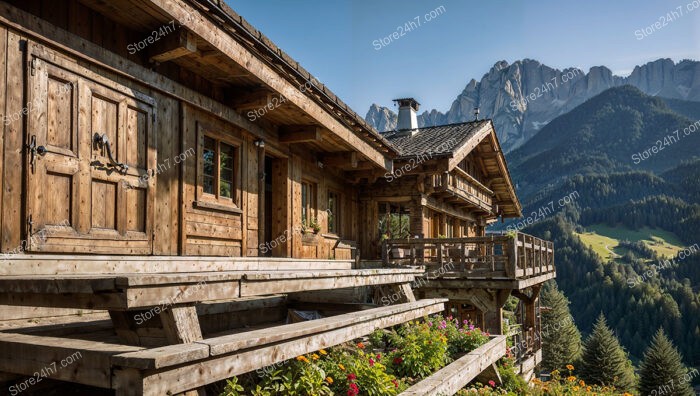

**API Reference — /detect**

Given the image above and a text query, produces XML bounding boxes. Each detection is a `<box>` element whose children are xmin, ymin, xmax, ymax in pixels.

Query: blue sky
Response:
<box><xmin>228</xmin><ymin>0</ymin><xmax>700</xmax><ymax>115</ymax></box>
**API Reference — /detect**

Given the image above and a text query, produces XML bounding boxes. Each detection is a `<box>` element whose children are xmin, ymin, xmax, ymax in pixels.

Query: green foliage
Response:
<box><xmin>386</xmin><ymin>320</ymin><xmax>450</xmax><ymax>379</ymax></box>
<box><xmin>368</xmin><ymin>328</ymin><xmax>386</xmax><ymax>348</ymax></box>
<box><xmin>378</xmin><ymin>213</ymin><xmax>411</xmax><ymax>239</ymax></box>
<box><xmin>639</xmin><ymin>328</ymin><xmax>695</xmax><ymax>396</ymax></box>
<box><xmin>540</xmin><ymin>282</ymin><xmax>582</xmax><ymax>373</ymax></box>
<box><xmin>308</xmin><ymin>217</ymin><xmax>321</xmax><ymax>233</ymax></box>
<box><xmin>254</xmin><ymin>356</ymin><xmax>332</xmax><ymax>396</ymax></box>
<box><xmin>317</xmin><ymin>348</ymin><xmax>400</xmax><ymax>396</ymax></box>
<box><xmin>579</xmin><ymin>314</ymin><xmax>637</xmax><ymax>392</ymax></box>
<box><xmin>220</xmin><ymin>377</ymin><xmax>244</xmax><ymax>396</ymax></box>
<box><xmin>497</xmin><ymin>357</ymin><xmax>527</xmax><ymax>392</ymax></box>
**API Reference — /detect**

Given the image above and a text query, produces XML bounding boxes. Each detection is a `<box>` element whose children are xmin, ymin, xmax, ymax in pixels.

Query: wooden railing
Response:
<box><xmin>381</xmin><ymin>232</ymin><xmax>555</xmax><ymax>280</ymax></box>
<box><xmin>428</xmin><ymin>170</ymin><xmax>494</xmax><ymax>212</ymax></box>
<box><xmin>508</xmin><ymin>324</ymin><xmax>541</xmax><ymax>363</ymax></box>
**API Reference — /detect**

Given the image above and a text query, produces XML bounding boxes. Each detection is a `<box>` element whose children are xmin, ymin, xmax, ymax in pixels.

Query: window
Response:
<box><xmin>328</xmin><ymin>191</ymin><xmax>340</xmax><ymax>234</ymax></box>
<box><xmin>200</xmin><ymin>133</ymin><xmax>239</xmax><ymax>208</ymax></box>
<box><xmin>301</xmin><ymin>181</ymin><xmax>317</xmax><ymax>223</ymax></box>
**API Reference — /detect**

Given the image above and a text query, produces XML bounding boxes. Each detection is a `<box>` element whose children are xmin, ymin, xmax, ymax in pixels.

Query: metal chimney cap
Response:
<box><xmin>393</xmin><ymin>98</ymin><xmax>420</xmax><ymax>112</ymax></box>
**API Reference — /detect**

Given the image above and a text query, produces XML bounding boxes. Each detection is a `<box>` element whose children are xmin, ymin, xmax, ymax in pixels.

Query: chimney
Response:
<box><xmin>393</xmin><ymin>98</ymin><xmax>420</xmax><ymax>132</ymax></box>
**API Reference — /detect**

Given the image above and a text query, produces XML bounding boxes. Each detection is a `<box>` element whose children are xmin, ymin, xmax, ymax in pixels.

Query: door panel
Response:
<box><xmin>26</xmin><ymin>47</ymin><xmax>156</xmax><ymax>254</ymax></box>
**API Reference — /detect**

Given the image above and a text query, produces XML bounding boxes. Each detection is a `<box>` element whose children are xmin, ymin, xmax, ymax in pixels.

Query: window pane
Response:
<box><xmin>328</xmin><ymin>192</ymin><xmax>338</xmax><ymax>233</ymax></box>
<box><xmin>301</xmin><ymin>183</ymin><xmax>308</xmax><ymax>222</ymax></box>
<box><xmin>219</xmin><ymin>143</ymin><xmax>235</xmax><ymax>199</ymax></box>
<box><xmin>203</xmin><ymin>136</ymin><xmax>216</xmax><ymax>194</ymax></box>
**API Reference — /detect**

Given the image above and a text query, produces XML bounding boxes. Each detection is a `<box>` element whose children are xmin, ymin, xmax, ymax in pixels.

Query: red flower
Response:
<box><xmin>347</xmin><ymin>382</ymin><xmax>360</xmax><ymax>396</ymax></box>
<box><xmin>369</xmin><ymin>358</ymin><xmax>375</xmax><ymax>367</ymax></box>
<box><xmin>393</xmin><ymin>356</ymin><xmax>403</xmax><ymax>364</ymax></box>
<box><xmin>488</xmin><ymin>380</ymin><xmax>496</xmax><ymax>387</ymax></box>
<box><xmin>376</xmin><ymin>353</ymin><xmax>381</xmax><ymax>360</ymax></box>
<box><xmin>356</xmin><ymin>342</ymin><xmax>365</xmax><ymax>349</ymax></box>
<box><xmin>392</xmin><ymin>379</ymin><xmax>399</xmax><ymax>388</ymax></box>
<box><xmin>347</xmin><ymin>373</ymin><xmax>357</xmax><ymax>381</ymax></box>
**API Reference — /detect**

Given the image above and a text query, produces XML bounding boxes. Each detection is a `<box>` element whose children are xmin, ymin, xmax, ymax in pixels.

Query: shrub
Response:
<box><xmin>386</xmin><ymin>320</ymin><xmax>450</xmax><ymax>379</ymax></box>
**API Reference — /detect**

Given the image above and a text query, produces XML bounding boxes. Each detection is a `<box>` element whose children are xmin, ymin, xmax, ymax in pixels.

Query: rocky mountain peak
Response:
<box><xmin>365</xmin><ymin>58</ymin><xmax>700</xmax><ymax>152</ymax></box>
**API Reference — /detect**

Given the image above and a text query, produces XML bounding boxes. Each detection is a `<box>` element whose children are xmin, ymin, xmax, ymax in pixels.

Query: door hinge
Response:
<box><xmin>27</xmin><ymin>215</ymin><xmax>33</xmax><ymax>237</ymax></box>
<box><xmin>30</xmin><ymin>58</ymin><xmax>38</xmax><ymax>76</ymax></box>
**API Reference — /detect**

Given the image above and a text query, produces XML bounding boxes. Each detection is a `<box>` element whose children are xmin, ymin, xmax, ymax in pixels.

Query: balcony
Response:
<box><xmin>381</xmin><ymin>232</ymin><xmax>555</xmax><ymax>288</ymax></box>
<box><xmin>428</xmin><ymin>168</ymin><xmax>494</xmax><ymax>214</ymax></box>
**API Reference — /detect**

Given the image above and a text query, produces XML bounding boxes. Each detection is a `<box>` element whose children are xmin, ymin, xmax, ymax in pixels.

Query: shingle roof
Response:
<box><xmin>381</xmin><ymin>120</ymin><xmax>489</xmax><ymax>159</ymax></box>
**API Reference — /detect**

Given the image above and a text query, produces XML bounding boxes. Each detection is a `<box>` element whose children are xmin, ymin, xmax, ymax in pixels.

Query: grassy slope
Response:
<box><xmin>574</xmin><ymin>224</ymin><xmax>685</xmax><ymax>262</ymax></box>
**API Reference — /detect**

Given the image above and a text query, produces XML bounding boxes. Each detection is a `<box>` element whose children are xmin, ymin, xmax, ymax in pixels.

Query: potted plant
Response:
<box><xmin>309</xmin><ymin>217</ymin><xmax>321</xmax><ymax>234</ymax></box>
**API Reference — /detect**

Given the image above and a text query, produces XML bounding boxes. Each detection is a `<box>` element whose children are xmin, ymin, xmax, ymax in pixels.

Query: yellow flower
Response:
<box><xmin>573</xmin><ymin>386</ymin><xmax>580</xmax><ymax>391</ymax></box>
<box><xmin>567</xmin><ymin>376</ymin><xmax>576</xmax><ymax>382</ymax></box>
<box><xmin>587</xmin><ymin>386</ymin><xmax>592</xmax><ymax>391</ymax></box>
<box><xmin>319</xmin><ymin>349</ymin><xmax>327</xmax><ymax>355</ymax></box>
<box><xmin>579</xmin><ymin>379</ymin><xmax>585</xmax><ymax>387</ymax></box>
<box><xmin>566</xmin><ymin>364</ymin><xmax>574</xmax><ymax>371</ymax></box>
<box><xmin>326</xmin><ymin>377</ymin><xmax>333</xmax><ymax>384</ymax></box>
<box><xmin>311</xmin><ymin>354</ymin><xmax>320</xmax><ymax>360</ymax></box>
<box><xmin>551</xmin><ymin>369</ymin><xmax>560</xmax><ymax>376</ymax></box>
<box><xmin>296</xmin><ymin>356</ymin><xmax>304</xmax><ymax>361</ymax></box>
<box><xmin>338</xmin><ymin>363</ymin><xmax>346</xmax><ymax>371</ymax></box>
<box><xmin>623</xmin><ymin>393</ymin><xmax>633</xmax><ymax>396</ymax></box>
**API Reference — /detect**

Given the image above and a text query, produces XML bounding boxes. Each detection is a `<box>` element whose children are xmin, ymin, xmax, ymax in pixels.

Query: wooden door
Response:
<box><xmin>26</xmin><ymin>46</ymin><xmax>156</xmax><ymax>254</ymax></box>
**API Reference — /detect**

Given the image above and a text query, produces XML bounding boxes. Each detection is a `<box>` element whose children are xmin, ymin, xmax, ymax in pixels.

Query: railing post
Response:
<box><xmin>381</xmin><ymin>240</ymin><xmax>388</xmax><ymax>266</ymax></box>
<box><xmin>507</xmin><ymin>235</ymin><xmax>517</xmax><ymax>278</ymax></box>
<box><xmin>460</xmin><ymin>241</ymin><xmax>465</xmax><ymax>272</ymax></box>
<box><xmin>410</xmin><ymin>242</ymin><xmax>416</xmax><ymax>266</ymax></box>
<box><xmin>437</xmin><ymin>240</ymin><xmax>443</xmax><ymax>267</ymax></box>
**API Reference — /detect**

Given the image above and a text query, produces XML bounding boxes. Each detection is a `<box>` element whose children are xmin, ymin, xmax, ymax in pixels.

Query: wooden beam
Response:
<box><xmin>399</xmin><ymin>336</ymin><xmax>507</xmax><ymax>396</ymax></box>
<box><xmin>278</xmin><ymin>125</ymin><xmax>321</xmax><ymax>144</ymax></box>
<box><xmin>322</xmin><ymin>152</ymin><xmax>358</xmax><ymax>168</ymax></box>
<box><xmin>144</xmin><ymin>0</ymin><xmax>391</xmax><ymax>169</ymax></box>
<box><xmin>149</xmin><ymin>29</ymin><xmax>197</xmax><ymax>63</ymax></box>
<box><xmin>112</xmin><ymin>300</ymin><xmax>446</xmax><ymax>395</ymax></box>
<box><xmin>228</xmin><ymin>90</ymin><xmax>276</xmax><ymax>111</ymax></box>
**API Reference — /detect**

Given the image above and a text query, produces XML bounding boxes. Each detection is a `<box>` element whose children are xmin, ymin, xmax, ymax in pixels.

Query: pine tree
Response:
<box><xmin>639</xmin><ymin>328</ymin><xmax>695</xmax><ymax>396</ymax></box>
<box><xmin>579</xmin><ymin>313</ymin><xmax>637</xmax><ymax>392</ymax></box>
<box><xmin>540</xmin><ymin>283</ymin><xmax>582</xmax><ymax>373</ymax></box>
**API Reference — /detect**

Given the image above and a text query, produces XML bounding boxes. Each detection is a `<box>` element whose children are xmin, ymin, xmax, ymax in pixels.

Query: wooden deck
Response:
<box><xmin>382</xmin><ymin>232</ymin><xmax>555</xmax><ymax>289</ymax></box>
<box><xmin>0</xmin><ymin>299</ymin><xmax>446</xmax><ymax>395</ymax></box>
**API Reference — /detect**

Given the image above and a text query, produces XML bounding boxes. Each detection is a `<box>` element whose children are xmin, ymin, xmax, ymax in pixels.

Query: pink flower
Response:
<box><xmin>369</xmin><ymin>358</ymin><xmax>375</xmax><ymax>367</ymax></box>
<box><xmin>348</xmin><ymin>382</ymin><xmax>360</xmax><ymax>396</ymax></box>
<box><xmin>446</xmin><ymin>315</ymin><xmax>453</xmax><ymax>320</ymax></box>
<box><xmin>376</xmin><ymin>354</ymin><xmax>381</xmax><ymax>360</ymax></box>
<box><xmin>488</xmin><ymin>380</ymin><xmax>496</xmax><ymax>387</ymax></box>
<box><xmin>347</xmin><ymin>373</ymin><xmax>357</xmax><ymax>381</ymax></box>
<box><xmin>393</xmin><ymin>356</ymin><xmax>403</xmax><ymax>364</ymax></box>
<box><xmin>469</xmin><ymin>324</ymin><xmax>475</xmax><ymax>330</ymax></box>
<box><xmin>428</xmin><ymin>321</ymin><xmax>433</xmax><ymax>327</ymax></box>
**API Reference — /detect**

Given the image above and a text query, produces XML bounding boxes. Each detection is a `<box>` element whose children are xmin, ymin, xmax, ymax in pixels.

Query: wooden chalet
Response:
<box><xmin>372</xmin><ymin>99</ymin><xmax>556</xmax><ymax>379</ymax></box>
<box><xmin>0</xmin><ymin>0</ymin><xmax>449</xmax><ymax>394</ymax></box>
<box><xmin>0</xmin><ymin>0</ymin><xmax>555</xmax><ymax>394</ymax></box>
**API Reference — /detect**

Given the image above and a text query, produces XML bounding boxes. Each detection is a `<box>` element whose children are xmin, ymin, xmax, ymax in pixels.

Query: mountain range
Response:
<box><xmin>365</xmin><ymin>58</ymin><xmax>700</xmax><ymax>152</ymax></box>
<box><xmin>494</xmin><ymin>85</ymin><xmax>700</xmax><ymax>365</ymax></box>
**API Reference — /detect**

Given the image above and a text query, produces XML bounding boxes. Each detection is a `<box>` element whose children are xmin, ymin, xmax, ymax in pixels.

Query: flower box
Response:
<box><xmin>399</xmin><ymin>335</ymin><xmax>507</xmax><ymax>396</ymax></box>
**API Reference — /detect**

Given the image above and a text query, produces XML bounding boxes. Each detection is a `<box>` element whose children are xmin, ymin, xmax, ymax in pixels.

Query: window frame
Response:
<box><xmin>301</xmin><ymin>180</ymin><xmax>317</xmax><ymax>225</ymax></box>
<box><xmin>195</xmin><ymin>124</ymin><xmax>242</xmax><ymax>211</ymax></box>
<box><xmin>327</xmin><ymin>190</ymin><xmax>341</xmax><ymax>235</ymax></box>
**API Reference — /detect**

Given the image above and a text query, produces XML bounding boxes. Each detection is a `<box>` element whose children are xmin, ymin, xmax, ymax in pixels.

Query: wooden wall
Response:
<box><xmin>0</xmin><ymin>1</ymin><xmax>364</xmax><ymax>262</ymax></box>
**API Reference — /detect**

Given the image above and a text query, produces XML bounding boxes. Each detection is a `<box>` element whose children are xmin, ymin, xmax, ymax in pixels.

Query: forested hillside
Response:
<box><xmin>496</xmin><ymin>86</ymin><xmax>700</xmax><ymax>369</ymax></box>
